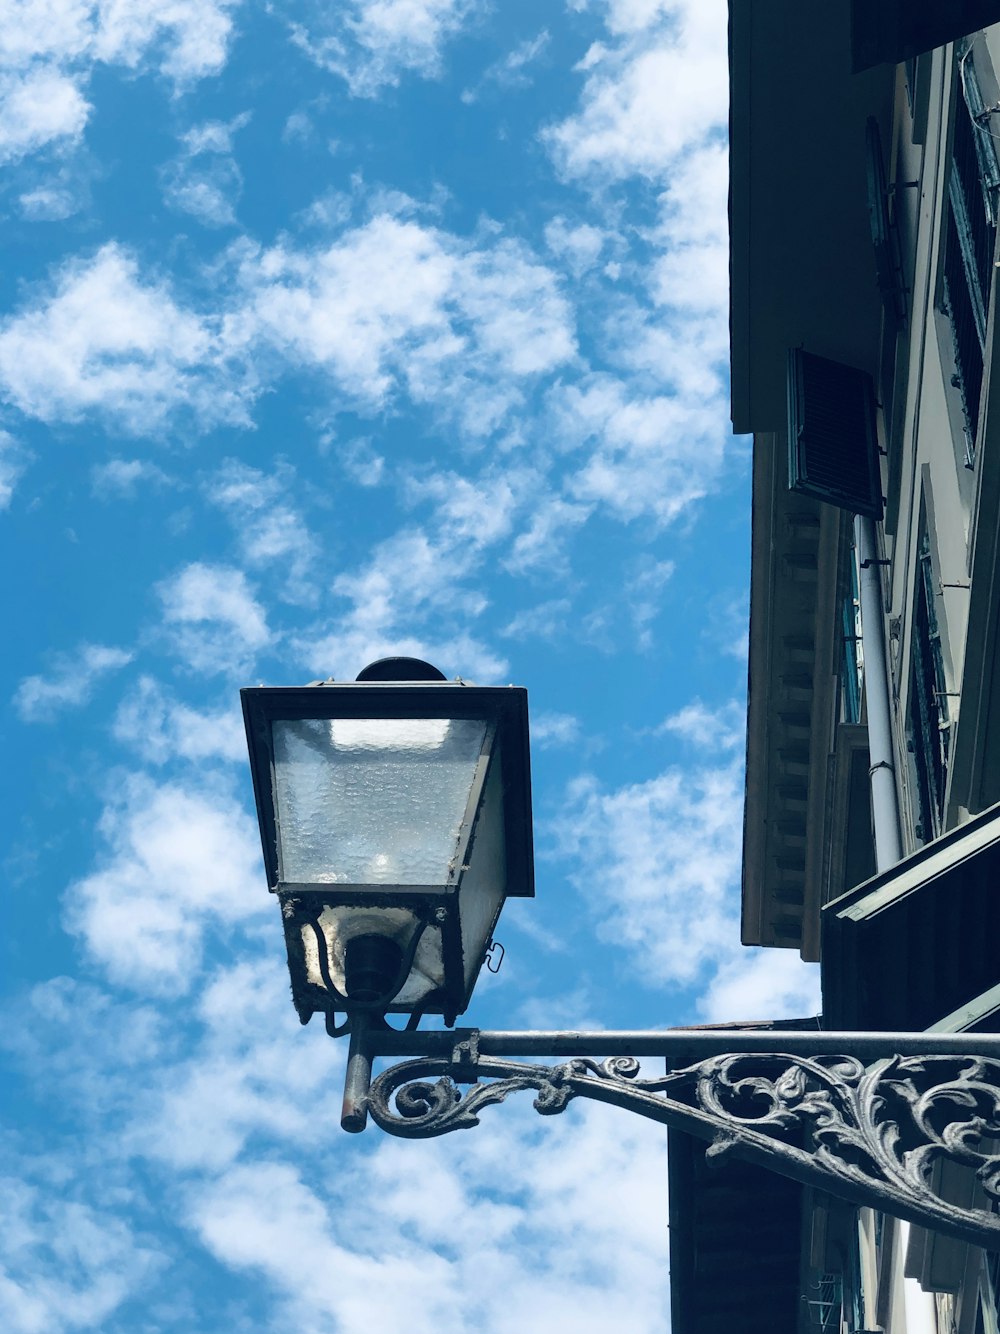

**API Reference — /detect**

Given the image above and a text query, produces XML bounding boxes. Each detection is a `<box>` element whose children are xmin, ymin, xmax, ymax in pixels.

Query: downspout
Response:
<box><xmin>855</xmin><ymin>513</ymin><xmax>904</xmax><ymax>870</ymax></box>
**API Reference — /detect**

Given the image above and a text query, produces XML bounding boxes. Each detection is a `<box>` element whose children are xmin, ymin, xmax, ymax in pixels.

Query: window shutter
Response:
<box><xmin>787</xmin><ymin>349</ymin><xmax>883</xmax><ymax>519</ymax></box>
<box><xmin>852</xmin><ymin>0</ymin><xmax>1000</xmax><ymax>72</ymax></box>
<box><xmin>865</xmin><ymin>117</ymin><xmax>906</xmax><ymax>326</ymax></box>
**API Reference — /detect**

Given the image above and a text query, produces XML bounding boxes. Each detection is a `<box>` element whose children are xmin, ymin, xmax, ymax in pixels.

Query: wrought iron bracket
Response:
<box><xmin>341</xmin><ymin>1025</ymin><xmax>1000</xmax><ymax>1250</ymax></box>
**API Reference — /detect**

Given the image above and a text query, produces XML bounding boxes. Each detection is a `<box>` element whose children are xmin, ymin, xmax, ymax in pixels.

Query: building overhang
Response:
<box><xmin>667</xmin><ymin>1132</ymin><xmax>803</xmax><ymax>1333</ymax></box>
<box><xmin>742</xmin><ymin>432</ymin><xmax>853</xmax><ymax>956</ymax></box>
<box><xmin>666</xmin><ymin>1019</ymin><xmax>815</xmax><ymax>1334</ymax></box>
<box><xmin>852</xmin><ymin>0</ymin><xmax>1000</xmax><ymax>71</ymax></box>
<box><xmin>730</xmin><ymin>0</ymin><xmax>893</xmax><ymax>434</ymax></box>
<box><xmin>822</xmin><ymin>800</ymin><xmax>1000</xmax><ymax>1029</ymax></box>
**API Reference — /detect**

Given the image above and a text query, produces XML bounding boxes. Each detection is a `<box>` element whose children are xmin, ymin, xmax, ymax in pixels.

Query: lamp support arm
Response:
<box><xmin>346</xmin><ymin>1026</ymin><xmax>1000</xmax><ymax>1251</ymax></box>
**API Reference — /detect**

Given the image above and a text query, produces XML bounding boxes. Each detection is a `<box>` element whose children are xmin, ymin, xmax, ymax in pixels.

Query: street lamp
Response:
<box><xmin>241</xmin><ymin>656</ymin><xmax>532</xmax><ymax>1029</ymax></box>
<box><xmin>243</xmin><ymin>660</ymin><xmax>1000</xmax><ymax>1251</ymax></box>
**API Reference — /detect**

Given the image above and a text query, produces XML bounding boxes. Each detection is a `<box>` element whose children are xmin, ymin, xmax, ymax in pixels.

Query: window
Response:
<box><xmin>804</xmin><ymin>1272</ymin><xmax>843</xmax><ymax>1333</ymax></box>
<box><xmin>905</xmin><ymin>56</ymin><xmax>917</xmax><ymax>114</ymax></box>
<box><xmin>941</xmin><ymin>52</ymin><xmax>1000</xmax><ymax>466</ymax></box>
<box><xmin>907</xmin><ymin>529</ymin><xmax>950</xmax><ymax>843</ymax></box>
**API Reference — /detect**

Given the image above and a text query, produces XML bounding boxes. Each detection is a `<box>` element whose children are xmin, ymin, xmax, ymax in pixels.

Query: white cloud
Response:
<box><xmin>556</xmin><ymin>759</ymin><xmax>743</xmax><ymax>990</ymax></box>
<box><xmin>697</xmin><ymin>948</ymin><xmax>822</xmax><ymax>1024</ymax></box>
<box><xmin>0</xmin><ymin>1</ymin><xmax>241</xmax><ymax>163</ymax></box>
<box><xmin>544</xmin><ymin>0</ymin><xmax>727</xmax><ymax>183</ymax></box>
<box><xmin>0</xmin><ymin>429</ymin><xmax>30</xmax><ymax>506</ymax></box>
<box><xmin>180</xmin><ymin>113</ymin><xmax>248</xmax><ymax>155</ymax></box>
<box><xmin>602</xmin><ymin>296</ymin><xmax>726</xmax><ymax>401</ymax></box>
<box><xmin>648</xmin><ymin>139</ymin><xmax>728</xmax><ymax>315</ymax></box>
<box><xmin>543</xmin><ymin>215</ymin><xmax>606</xmax><ymax>276</ymax></box>
<box><xmin>90</xmin><ymin>456</ymin><xmax>174</xmax><ymax>497</ymax></box>
<box><xmin>282</xmin><ymin>109</ymin><xmax>313</xmax><ymax>142</ymax></box>
<box><xmin>659</xmin><ymin>698</ymin><xmax>743</xmax><ymax>752</ymax></box>
<box><xmin>0</xmin><ymin>66</ymin><xmax>89</xmax><ymax>164</ymax></box>
<box><xmin>550</xmin><ymin>374</ymin><xmax>726</xmax><ymax>524</ymax></box>
<box><xmin>161</xmin><ymin>114</ymin><xmax>249</xmax><ymax>227</ymax></box>
<box><xmin>0</xmin><ymin>218</ymin><xmax>574</xmax><ymax>441</ymax></box>
<box><xmin>3</xmin><ymin>963</ymin><xmax>668</xmax><ymax>1331</ymax></box>
<box><xmin>531</xmin><ymin>711</ymin><xmax>581</xmax><ymax>747</ymax></box>
<box><xmin>92</xmin><ymin>0</ymin><xmax>239</xmax><ymax>82</ymax></box>
<box><xmin>0</xmin><ymin>1174</ymin><xmax>163</xmax><ymax>1334</ymax></box>
<box><xmin>298</xmin><ymin>623</ymin><xmax>505</xmax><ymax>686</ymax></box>
<box><xmin>10</xmin><ymin>958</ymin><xmax>668</xmax><ymax>1334</ymax></box>
<box><xmin>0</xmin><ymin>0</ymin><xmax>93</xmax><ymax>66</ymax></box>
<box><xmin>602</xmin><ymin>0</ymin><xmax>676</xmax><ymax>35</ymax></box>
<box><xmin>502</xmin><ymin>496</ymin><xmax>591</xmax><ymax>574</ymax></box>
<box><xmin>14</xmin><ymin>642</ymin><xmax>133</xmax><ymax>722</ymax></box>
<box><xmin>462</xmin><ymin>28</ymin><xmax>549</xmax><ymax>101</ymax></box>
<box><xmin>501</xmin><ymin>598</ymin><xmax>573</xmax><ymax>641</ymax></box>
<box><xmin>337</xmin><ymin>435</ymin><xmax>386</xmax><ymax>486</ymax></box>
<box><xmin>287</xmin><ymin>0</ymin><xmax>480</xmax><ymax>97</ymax></box>
<box><xmin>239</xmin><ymin>215</ymin><xmax>576</xmax><ymax>428</ymax></box>
<box><xmin>157</xmin><ymin>562</ymin><xmax>269</xmax><ymax>675</ymax></box>
<box><xmin>334</xmin><ymin>527</ymin><xmax>468</xmax><ymax>624</ymax></box>
<box><xmin>0</xmin><ymin>243</ymin><xmax>252</xmax><ymax>434</ymax></box>
<box><xmin>191</xmin><ymin>1160</ymin><xmax>456</xmax><ymax>1329</ymax></box>
<box><xmin>204</xmin><ymin>459</ymin><xmax>318</xmax><ymax>597</ymax></box>
<box><xmin>18</xmin><ymin>165</ymin><xmax>89</xmax><ymax>220</ymax></box>
<box><xmin>0</xmin><ymin>0</ymin><xmax>238</xmax><ymax>79</ymax></box>
<box><xmin>298</xmin><ymin>524</ymin><xmax>506</xmax><ymax>682</ymax></box>
<box><xmin>6</xmin><ymin>976</ymin><xmax>165</xmax><ymax>1110</ymax></box>
<box><xmin>295</xmin><ymin>463</ymin><xmax>593</xmax><ymax>680</ymax></box>
<box><xmin>136</xmin><ymin>956</ymin><xmax>344</xmax><ymax>1170</ymax></box>
<box><xmin>65</xmin><ymin>773</ymin><xmax>268</xmax><ymax>993</ymax></box>
<box><xmin>404</xmin><ymin>468</ymin><xmax>523</xmax><ymax>547</ymax></box>
<box><xmin>188</xmin><ymin>1097</ymin><xmax>668</xmax><ymax>1334</ymax></box>
<box><xmin>113</xmin><ymin>675</ymin><xmax>247</xmax><ymax>766</ymax></box>
<box><xmin>689</xmin><ymin>588</ymin><xmax>750</xmax><ymax>666</ymax></box>
<box><xmin>625</xmin><ymin>555</ymin><xmax>674</xmax><ymax>647</ymax></box>
<box><xmin>162</xmin><ymin>152</ymin><xmax>242</xmax><ymax>226</ymax></box>
<box><xmin>554</xmin><ymin>693</ymin><xmax>820</xmax><ymax>1024</ymax></box>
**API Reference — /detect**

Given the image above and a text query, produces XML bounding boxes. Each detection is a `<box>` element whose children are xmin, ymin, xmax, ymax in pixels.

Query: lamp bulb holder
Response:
<box><xmin>344</xmin><ymin>934</ymin><xmax>406</xmax><ymax>1003</ymax></box>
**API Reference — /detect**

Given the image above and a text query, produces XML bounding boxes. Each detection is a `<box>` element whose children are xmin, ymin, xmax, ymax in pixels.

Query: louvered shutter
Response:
<box><xmin>865</xmin><ymin>118</ymin><xmax>906</xmax><ymax>326</ymax></box>
<box><xmin>787</xmin><ymin>349</ymin><xmax>883</xmax><ymax>518</ymax></box>
<box><xmin>853</xmin><ymin>0</ymin><xmax>1000</xmax><ymax>72</ymax></box>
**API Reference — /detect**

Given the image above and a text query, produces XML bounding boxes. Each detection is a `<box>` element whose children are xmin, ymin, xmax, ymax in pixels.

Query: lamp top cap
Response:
<box><xmin>355</xmin><ymin>656</ymin><xmax>448</xmax><ymax>683</ymax></box>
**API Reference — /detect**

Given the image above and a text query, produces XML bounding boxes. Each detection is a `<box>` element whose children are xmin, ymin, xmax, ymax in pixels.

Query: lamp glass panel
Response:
<box><xmin>272</xmin><ymin>717</ymin><xmax>487</xmax><ymax>884</ymax></box>
<box><xmin>458</xmin><ymin>751</ymin><xmax>506</xmax><ymax>986</ymax></box>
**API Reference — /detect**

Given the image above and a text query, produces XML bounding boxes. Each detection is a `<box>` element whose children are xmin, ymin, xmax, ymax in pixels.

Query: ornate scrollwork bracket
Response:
<box><xmin>366</xmin><ymin>1040</ymin><xmax>1000</xmax><ymax>1251</ymax></box>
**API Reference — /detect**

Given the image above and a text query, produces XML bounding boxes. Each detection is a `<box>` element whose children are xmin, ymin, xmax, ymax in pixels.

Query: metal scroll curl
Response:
<box><xmin>367</xmin><ymin>1049</ymin><xmax>1000</xmax><ymax>1250</ymax></box>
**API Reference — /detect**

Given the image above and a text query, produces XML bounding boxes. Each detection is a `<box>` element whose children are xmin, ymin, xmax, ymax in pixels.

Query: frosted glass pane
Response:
<box><xmin>459</xmin><ymin>752</ymin><xmax>506</xmax><ymax>987</ymax></box>
<box><xmin>273</xmin><ymin>717</ymin><xmax>487</xmax><ymax>884</ymax></box>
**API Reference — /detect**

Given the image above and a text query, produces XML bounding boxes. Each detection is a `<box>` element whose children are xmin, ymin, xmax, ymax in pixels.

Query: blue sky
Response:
<box><xmin>1</xmin><ymin>2</ymin><xmax>820</xmax><ymax>1329</ymax></box>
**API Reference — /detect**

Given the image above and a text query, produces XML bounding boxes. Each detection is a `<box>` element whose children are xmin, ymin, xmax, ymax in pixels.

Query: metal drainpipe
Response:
<box><xmin>855</xmin><ymin>513</ymin><xmax>904</xmax><ymax>871</ymax></box>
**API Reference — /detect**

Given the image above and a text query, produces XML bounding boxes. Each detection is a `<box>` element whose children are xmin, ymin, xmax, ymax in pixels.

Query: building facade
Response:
<box><xmin>670</xmin><ymin>2</ymin><xmax>1000</xmax><ymax>1329</ymax></box>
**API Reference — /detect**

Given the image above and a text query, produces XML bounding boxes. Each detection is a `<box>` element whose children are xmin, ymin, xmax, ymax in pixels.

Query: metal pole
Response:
<box><xmin>855</xmin><ymin>513</ymin><xmax>904</xmax><ymax>870</ymax></box>
<box><xmin>362</xmin><ymin>1026</ymin><xmax>1000</xmax><ymax>1061</ymax></box>
<box><xmin>341</xmin><ymin>1013</ymin><xmax>373</xmax><ymax>1133</ymax></box>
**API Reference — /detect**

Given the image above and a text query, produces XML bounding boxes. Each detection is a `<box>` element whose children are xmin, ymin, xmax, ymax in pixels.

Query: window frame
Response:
<box><xmin>906</xmin><ymin>515</ymin><xmax>952</xmax><ymax>845</ymax></box>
